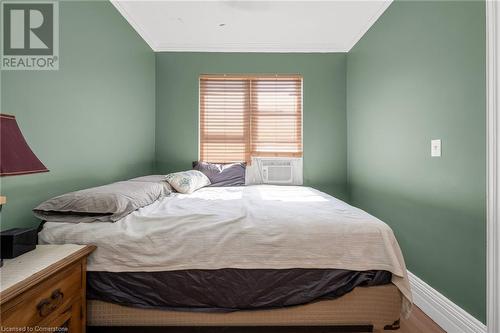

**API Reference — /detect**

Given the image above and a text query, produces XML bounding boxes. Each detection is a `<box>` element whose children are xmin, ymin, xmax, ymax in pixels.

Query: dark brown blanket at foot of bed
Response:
<box><xmin>87</xmin><ymin>268</ymin><xmax>391</xmax><ymax>312</ymax></box>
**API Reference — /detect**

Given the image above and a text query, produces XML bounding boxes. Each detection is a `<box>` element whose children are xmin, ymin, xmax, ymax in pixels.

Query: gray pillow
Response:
<box><xmin>128</xmin><ymin>175</ymin><xmax>175</xmax><ymax>194</ymax></box>
<box><xmin>33</xmin><ymin>180</ymin><xmax>165</xmax><ymax>223</ymax></box>
<box><xmin>193</xmin><ymin>161</ymin><xmax>246</xmax><ymax>187</ymax></box>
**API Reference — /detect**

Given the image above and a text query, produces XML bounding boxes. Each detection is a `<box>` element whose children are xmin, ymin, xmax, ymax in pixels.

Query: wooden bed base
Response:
<box><xmin>87</xmin><ymin>284</ymin><xmax>402</xmax><ymax>332</ymax></box>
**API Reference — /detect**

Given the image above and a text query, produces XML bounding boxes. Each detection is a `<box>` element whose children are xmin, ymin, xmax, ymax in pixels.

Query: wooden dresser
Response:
<box><xmin>0</xmin><ymin>244</ymin><xmax>96</xmax><ymax>333</ymax></box>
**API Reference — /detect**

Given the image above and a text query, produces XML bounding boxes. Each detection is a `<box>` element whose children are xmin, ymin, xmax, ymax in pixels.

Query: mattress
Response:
<box><xmin>87</xmin><ymin>269</ymin><xmax>392</xmax><ymax>311</ymax></box>
<box><xmin>39</xmin><ymin>185</ymin><xmax>412</xmax><ymax>315</ymax></box>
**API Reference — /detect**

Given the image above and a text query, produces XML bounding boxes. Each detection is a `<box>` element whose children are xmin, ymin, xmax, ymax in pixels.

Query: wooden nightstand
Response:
<box><xmin>0</xmin><ymin>244</ymin><xmax>96</xmax><ymax>333</ymax></box>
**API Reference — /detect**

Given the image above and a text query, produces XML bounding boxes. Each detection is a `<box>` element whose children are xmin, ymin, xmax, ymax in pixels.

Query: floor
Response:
<box><xmin>88</xmin><ymin>305</ymin><xmax>446</xmax><ymax>333</ymax></box>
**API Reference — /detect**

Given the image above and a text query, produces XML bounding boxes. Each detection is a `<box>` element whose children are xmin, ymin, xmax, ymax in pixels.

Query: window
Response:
<box><xmin>199</xmin><ymin>74</ymin><xmax>303</xmax><ymax>164</ymax></box>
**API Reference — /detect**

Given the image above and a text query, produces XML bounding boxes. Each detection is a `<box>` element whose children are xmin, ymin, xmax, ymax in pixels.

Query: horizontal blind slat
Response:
<box><xmin>200</xmin><ymin>75</ymin><xmax>302</xmax><ymax>164</ymax></box>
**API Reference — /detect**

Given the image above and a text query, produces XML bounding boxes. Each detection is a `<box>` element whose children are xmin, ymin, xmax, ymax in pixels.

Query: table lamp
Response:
<box><xmin>0</xmin><ymin>113</ymin><xmax>49</xmax><ymax>180</ymax></box>
<box><xmin>0</xmin><ymin>114</ymin><xmax>49</xmax><ymax>262</ymax></box>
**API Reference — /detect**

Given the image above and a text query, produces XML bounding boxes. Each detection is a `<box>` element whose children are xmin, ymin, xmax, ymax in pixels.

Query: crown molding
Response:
<box><xmin>408</xmin><ymin>271</ymin><xmax>486</xmax><ymax>333</ymax></box>
<box><xmin>347</xmin><ymin>0</ymin><xmax>392</xmax><ymax>51</ymax></box>
<box><xmin>154</xmin><ymin>42</ymin><xmax>350</xmax><ymax>53</ymax></box>
<box><xmin>111</xmin><ymin>0</ymin><xmax>157</xmax><ymax>51</ymax></box>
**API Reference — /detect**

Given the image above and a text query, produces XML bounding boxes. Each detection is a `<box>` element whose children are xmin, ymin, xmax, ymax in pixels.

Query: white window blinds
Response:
<box><xmin>200</xmin><ymin>75</ymin><xmax>302</xmax><ymax>164</ymax></box>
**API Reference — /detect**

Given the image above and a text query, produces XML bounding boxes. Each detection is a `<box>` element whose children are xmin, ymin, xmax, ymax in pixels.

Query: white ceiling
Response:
<box><xmin>111</xmin><ymin>0</ymin><xmax>392</xmax><ymax>52</ymax></box>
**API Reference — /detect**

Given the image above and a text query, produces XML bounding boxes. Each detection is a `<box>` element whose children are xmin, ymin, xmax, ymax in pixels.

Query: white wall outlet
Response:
<box><xmin>431</xmin><ymin>139</ymin><xmax>441</xmax><ymax>157</ymax></box>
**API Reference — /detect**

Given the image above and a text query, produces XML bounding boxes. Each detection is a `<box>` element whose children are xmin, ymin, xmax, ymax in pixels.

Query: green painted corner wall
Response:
<box><xmin>0</xmin><ymin>1</ymin><xmax>156</xmax><ymax>230</ymax></box>
<box><xmin>155</xmin><ymin>53</ymin><xmax>348</xmax><ymax>199</ymax></box>
<box><xmin>347</xmin><ymin>0</ymin><xmax>486</xmax><ymax>322</ymax></box>
<box><xmin>0</xmin><ymin>0</ymin><xmax>488</xmax><ymax>324</ymax></box>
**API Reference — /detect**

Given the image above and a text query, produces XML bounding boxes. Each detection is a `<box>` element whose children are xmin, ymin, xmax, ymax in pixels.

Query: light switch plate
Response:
<box><xmin>431</xmin><ymin>139</ymin><xmax>441</xmax><ymax>157</ymax></box>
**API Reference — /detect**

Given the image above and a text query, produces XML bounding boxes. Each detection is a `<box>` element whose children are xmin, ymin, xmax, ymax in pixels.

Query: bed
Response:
<box><xmin>38</xmin><ymin>184</ymin><xmax>412</xmax><ymax>332</ymax></box>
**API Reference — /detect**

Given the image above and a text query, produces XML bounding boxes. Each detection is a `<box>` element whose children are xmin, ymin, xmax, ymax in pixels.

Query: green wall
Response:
<box><xmin>0</xmin><ymin>1</ymin><xmax>156</xmax><ymax>230</ymax></box>
<box><xmin>0</xmin><ymin>0</ymin><xmax>487</xmax><ymax>323</ymax></box>
<box><xmin>155</xmin><ymin>53</ymin><xmax>348</xmax><ymax>199</ymax></box>
<box><xmin>347</xmin><ymin>0</ymin><xmax>486</xmax><ymax>322</ymax></box>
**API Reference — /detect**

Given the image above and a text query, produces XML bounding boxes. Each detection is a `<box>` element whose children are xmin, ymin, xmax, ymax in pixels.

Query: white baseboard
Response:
<box><xmin>407</xmin><ymin>271</ymin><xmax>486</xmax><ymax>333</ymax></box>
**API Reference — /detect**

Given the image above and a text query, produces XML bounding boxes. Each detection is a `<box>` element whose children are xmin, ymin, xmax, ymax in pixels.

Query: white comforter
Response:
<box><xmin>39</xmin><ymin>185</ymin><xmax>412</xmax><ymax>314</ymax></box>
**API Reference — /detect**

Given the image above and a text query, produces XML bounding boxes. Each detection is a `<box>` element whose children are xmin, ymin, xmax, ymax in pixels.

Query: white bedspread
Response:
<box><xmin>39</xmin><ymin>185</ymin><xmax>412</xmax><ymax>314</ymax></box>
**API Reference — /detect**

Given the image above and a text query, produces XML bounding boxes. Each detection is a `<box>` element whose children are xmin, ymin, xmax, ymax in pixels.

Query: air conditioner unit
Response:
<box><xmin>245</xmin><ymin>157</ymin><xmax>303</xmax><ymax>185</ymax></box>
<box><xmin>261</xmin><ymin>160</ymin><xmax>293</xmax><ymax>184</ymax></box>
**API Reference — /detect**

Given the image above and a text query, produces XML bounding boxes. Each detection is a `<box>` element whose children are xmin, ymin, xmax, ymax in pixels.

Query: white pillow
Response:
<box><xmin>165</xmin><ymin>170</ymin><xmax>211</xmax><ymax>194</ymax></box>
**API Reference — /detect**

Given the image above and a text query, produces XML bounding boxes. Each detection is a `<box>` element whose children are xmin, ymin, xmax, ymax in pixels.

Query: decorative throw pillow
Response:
<box><xmin>165</xmin><ymin>170</ymin><xmax>211</xmax><ymax>194</ymax></box>
<box><xmin>192</xmin><ymin>161</ymin><xmax>246</xmax><ymax>187</ymax></box>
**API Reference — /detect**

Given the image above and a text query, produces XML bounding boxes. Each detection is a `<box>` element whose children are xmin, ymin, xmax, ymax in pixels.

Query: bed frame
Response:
<box><xmin>87</xmin><ymin>284</ymin><xmax>402</xmax><ymax>332</ymax></box>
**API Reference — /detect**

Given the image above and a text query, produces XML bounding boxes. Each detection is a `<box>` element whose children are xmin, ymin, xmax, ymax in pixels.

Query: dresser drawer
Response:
<box><xmin>1</xmin><ymin>261</ymin><xmax>82</xmax><ymax>327</ymax></box>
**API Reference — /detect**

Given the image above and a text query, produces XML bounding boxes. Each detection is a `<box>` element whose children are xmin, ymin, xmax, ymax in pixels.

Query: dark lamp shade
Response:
<box><xmin>0</xmin><ymin>114</ymin><xmax>49</xmax><ymax>177</ymax></box>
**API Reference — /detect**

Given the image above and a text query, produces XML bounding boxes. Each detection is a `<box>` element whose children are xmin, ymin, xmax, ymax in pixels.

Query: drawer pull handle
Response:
<box><xmin>37</xmin><ymin>288</ymin><xmax>64</xmax><ymax>317</ymax></box>
<box><xmin>37</xmin><ymin>299</ymin><xmax>52</xmax><ymax>317</ymax></box>
<box><xmin>51</xmin><ymin>289</ymin><xmax>64</xmax><ymax>303</ymax></box>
